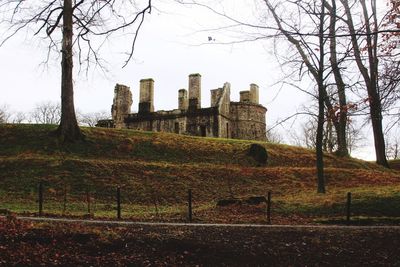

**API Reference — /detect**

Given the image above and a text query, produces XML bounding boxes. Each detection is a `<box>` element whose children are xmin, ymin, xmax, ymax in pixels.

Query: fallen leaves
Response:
<box><xmin>1</xmin><ymin>218</ymin><xmax>400</xmax><ymax>266</ymax></box>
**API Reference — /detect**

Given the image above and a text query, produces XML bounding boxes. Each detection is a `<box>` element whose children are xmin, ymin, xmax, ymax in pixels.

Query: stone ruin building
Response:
<box><xmin>97</xmin><ymin>73</ymin><xmax>267</xmax><ymax>141</ymax></box>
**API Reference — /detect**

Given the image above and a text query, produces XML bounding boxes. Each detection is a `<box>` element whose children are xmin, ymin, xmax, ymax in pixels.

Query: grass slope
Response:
<box><xmin>390</xmin><ymin>159</ymin><xmax>400</xmax><ymax>170</ymax></box>
<box><xmin>1</xmin><ymin>124</ymin><xmax>400</xmax><ymax>224</ymax></box>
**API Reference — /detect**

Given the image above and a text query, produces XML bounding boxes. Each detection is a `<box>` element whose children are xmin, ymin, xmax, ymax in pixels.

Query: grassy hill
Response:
<box><xmin>1</xmin><ymin>124</ymin><xmax>399</xmax><ymax>224</ymax></box>
<box><xmin>390</xmin><ymin>159</ymin><xmax>400</xmax><ymax>170</ymax></box>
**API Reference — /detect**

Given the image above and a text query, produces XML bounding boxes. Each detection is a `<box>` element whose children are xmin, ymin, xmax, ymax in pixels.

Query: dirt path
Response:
<box><xmin>8</xmin><ymin>215</ymin><xmax>400</xmax><ymax>229</ymax></box>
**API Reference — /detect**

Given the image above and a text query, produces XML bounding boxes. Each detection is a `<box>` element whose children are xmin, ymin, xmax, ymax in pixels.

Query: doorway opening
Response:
<box><xmin>200</xmin><ymin>125</ymin><xmax>206</xmax><ymax>137</ymax></box>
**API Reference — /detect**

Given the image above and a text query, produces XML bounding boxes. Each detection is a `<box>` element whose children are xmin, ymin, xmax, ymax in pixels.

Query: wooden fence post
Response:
<box><xmin>188</xmin><ymin>189</ymin><xmax>192</xmax><ymax>223</ymax></box>
<box><xmin>38</xmin><ymin>182</ymin><xmax>43</xmax><ymax>216</ymax></box>
<box><xmin>86</xmin><ymin>188</ymin><xmax>91</xmax><ymax>215</ymax></box>
<box><xmin>346</xmin><ymin>192</ymin><xmax>352</xmax><ymax>224</ymax></box>
<box><xmin>117</xmin><ymin>187</ymin><xmax>121</xmax><ymax>220</ymax></box>
<box><xmin>62</xmin><ymin>183</ymin><xmax>67</xmax><ymax>215</ymax></box>
<box><xmin>267</xmin><ymin>191</ymin><xmax>271</xmax><ymax>224</ymax></box>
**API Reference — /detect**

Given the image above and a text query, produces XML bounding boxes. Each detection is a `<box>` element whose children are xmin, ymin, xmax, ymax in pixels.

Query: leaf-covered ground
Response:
<box><xmin>0</xmin><ymin>217</ymin><xmax>399</xmax><ymax>266</ymax></box>
<box><xmin>391</xmin><ymin>159</ymin><xmax>400</xmax><ymax>170</ymax></box>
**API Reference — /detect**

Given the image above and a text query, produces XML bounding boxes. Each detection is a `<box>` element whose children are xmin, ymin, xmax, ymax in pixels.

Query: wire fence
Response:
<box><xmin>2</xmin><ymin>181</ymin><xmax>399</xmax><ymax>225</ymax></box>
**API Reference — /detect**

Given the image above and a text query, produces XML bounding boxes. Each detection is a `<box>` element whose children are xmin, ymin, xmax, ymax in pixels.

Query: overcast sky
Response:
<box><xmin>0</xmin><ymin>0</ymin><xmax>385</xmax><ymax>160</ymax></box>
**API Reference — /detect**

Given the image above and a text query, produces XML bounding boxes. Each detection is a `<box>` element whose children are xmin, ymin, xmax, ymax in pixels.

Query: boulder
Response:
<box><xmin>247</xmin><ymin>144</ymin><xmax>268</xmax><ymax>166</ymax></box>
<box><xmin>244</xmin><ymin>196</ymin><xmax>267</xmax><ymax>205</ymax></box>
<box><xmin>216</xmin><ymin>199</ymin><xmax>242</xmax><ymax>207</ymax></box>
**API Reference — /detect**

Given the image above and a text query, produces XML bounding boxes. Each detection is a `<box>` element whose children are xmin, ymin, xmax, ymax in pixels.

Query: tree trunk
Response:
<box><xmin>322</xmin><ymin>90</ymin><xmax>342</xmax><ymax>152</ymax></box>
<box><xmin>265</xmin><ymin>0</ymin><xmax>326</xmax><ymax>192</ymax></box>
<box><xmin>56</xmin><ymin>0</ymin><xmax>82</xmax><ymax>142</ymax></box>
<box><xmin>316</xmin><ymin>0</ymin><xmax>326</xmax><ymax>194</ymax></box>
<box><xmin>341</xmin><ymin>0</ymin><xmax>388</xmax><ymax>167</ymax></box>
<box><xmin>316</xmin><ymin>86</ymin><xmax>326</xmax><ymax>193</ymax></box>
<box><xmin>326</xmin><ymin>117</ymin><xmax>333</xmax><ymax>153</ymax></box>
<box><xmin>361</xmin><ymin>0</ymin><xmax>389</xmax><ymax>167</ymax></box>
<box><xmin>327</xmin><ymin>0</ymin><xmax>349</xmax><ymax>157</ymax></box>
<box><xmin>369</xmin><ymin>88</ymin><xmax>389</xmax><ymax>167</ymax></box>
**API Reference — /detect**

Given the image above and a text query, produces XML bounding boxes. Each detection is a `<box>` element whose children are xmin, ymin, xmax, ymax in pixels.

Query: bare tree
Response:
<box><xmin>31</xmin><ymin>101</ymin><xmax>61</xmax><ymax>125</ymax></box>
<box><xmin>386</xmin><ymin>135</ymin><xmax>399</xmax><ymax>160</ymax></box>
<box><xmin>78</xmin><ymin>110</ymin><xmax>110</xmax><ymax>127</ymax></box>
<box><xmin>266</xmin><ymin>0</ymin><xmax>393</xmax><ymax>167</ymax></box>
<box><xmin>339</xmin><ymin>0</ymin><xmax>389</xmax><ymax>167</ymax></box>
<box><xmin>11</xmin><ymin>111</ymin><xmax>28</xmax><ymax>124</ymax></box>
<box><xmin>379</xmin><ymin>0</ymin><xmax>400</xmax><ymax>142</ymax></box>
<box><xmin>0</xmin><ymin>105</ymin><xmax>10</xmax><ymax>123</ymax></box>
<box><xmin>381</xmin><ymin>0</ymin><xmax>400</xmax><ymax>54</ymax></box>
<box><xmin>265</xmin><ymin>0</ymin><xmax>328</xmax><ymax>193</ymax></box>
<box><xmin>266</xmin><ymin>127</ymin><xmax>283</xmax><ymax>144</ymax></box>
<box><xmin>294</xmin><ymin>114</ymin><xmax>362</xmax><ymax>154</ymax></box>
<box><xmin>179</xmin><ymin>0</ymin><xmax>400</xmax><ymax>171</ymax></box>
<box><xmin>0</xmin><ymin>1</ymin><xmax>152</xmax><ymax>141</ymax></box>
<box><xmin>0</xmin><ymin>105</ymin><xmax>28</xmax><ymax>124</ymax></box>
<box><xmin>182</xmin><ymin>0</ymin><xmax>356</xmax><ymax>192</ymax></box>
<box><xmin>325</xmin><ymin>0</ymin><xmax>350</xmax><ymax>157</ymax></box>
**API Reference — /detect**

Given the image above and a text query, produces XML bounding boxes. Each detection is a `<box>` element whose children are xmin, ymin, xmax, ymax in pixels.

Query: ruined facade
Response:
<box><xmin>98</xmin><ymin>74</ymin><xmax>267</xmax><ymax>141</ymax></box>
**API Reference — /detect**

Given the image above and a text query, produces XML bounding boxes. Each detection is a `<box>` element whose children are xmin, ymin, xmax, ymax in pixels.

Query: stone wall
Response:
<box><xmin>178</xmin><ymin>89</ymin><xmax>188</xmax><ymax>110</ymax></box>
<box><xmin>188</xmin><ymin>73</ymin><xmax>201</xmax><ymax>110</ymax></box>
<box><xmin>111</xmin><ymin>84</ymin><xmax>132</xmax><ymax>128</ymax></box>
<box><xmin>125</xmin><ymin>108</ymin><xmax>219</xmax><ymax>138</ymax></box>
<box><xmin>186</xmin><ymin>108</ymin><xmax>219</xmax><ymax>137</ymax></box>
<box><xmin>218</xmin><ymin>115</ymin><xmax>231</xmax><ymax>139</ymax></box>
<box><xmin>240</xmin><ymin>91</ymin><xmax>251</xmax><ymax>103</ymax></box>
<box><xmin>239</xmin><ymin>83</ymin><xmax>259</xmax><ymax>105</ymax></box>
<box><xmin>214</xmin><ymin>83</ymin><xmax>231</xmax><ymax>138</ymax></box>
<box><xmin>210</xmin><ymin>88</ymin><xmax>223</xmax><ymax>107</ymax></box>
<box><xmin>229</xmin><ymin>102</ymin><xmax>267</xmax><ymax>141</ymax></box>
<box><xmin>126</xmin><ymin>112</ymin><xmax>187</xmax><ymax>134</ymax></box>
<box><xmin>104</xmin><ymin>73</ymin><xmax>267</xmax><ymax>141</ymax></box>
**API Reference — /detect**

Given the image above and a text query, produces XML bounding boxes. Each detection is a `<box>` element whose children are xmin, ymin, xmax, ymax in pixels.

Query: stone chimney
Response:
<box><xmin>249</xmin><ymin>83</ymin><xmax>259</xmax><ymax>104</ymax></box>
<box><xmin>139</xmin><ymin>78</ymin><xmax>154</xmax><ymax>113</ymax></box>
<box><xmin>210</xmin><ymin>88</ymin><xmax>223</xmax><ymax>107</ymax></box>
<box><xmin>178</xmin><ymin>89</ymin><xmax>188</xmax><ymax>110</ymax></box>
<box><xmin>240</xmin><ymin>91</ymin><xmax>251</xmax><ymax>103</ymax></box>
<box><xmin>188</xmin><ymin>73</ymin><xmax>201</xmax><ymax>110</ymax></box>
<box><xmin>111</xmin><ymin>84</ymin><xmax>132</xmax><ymax>128</ymax></box>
